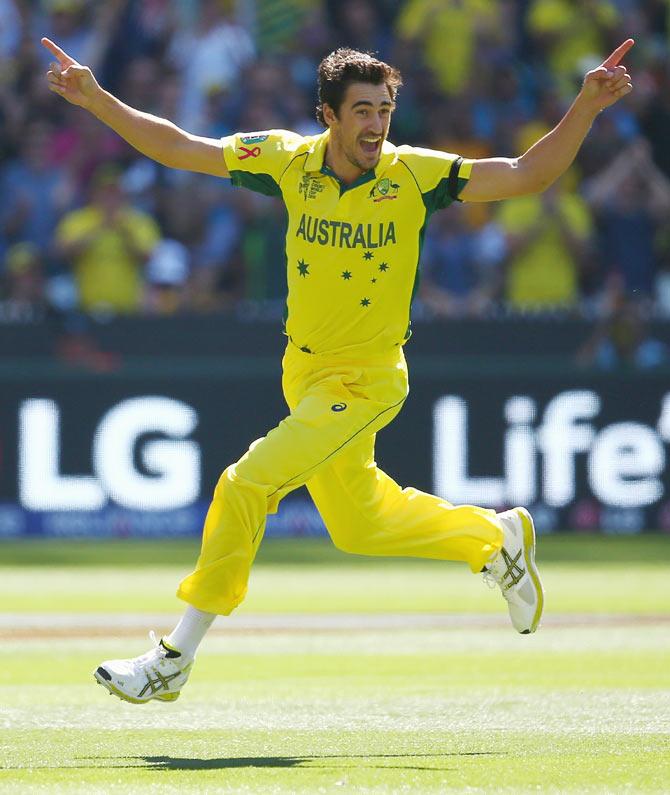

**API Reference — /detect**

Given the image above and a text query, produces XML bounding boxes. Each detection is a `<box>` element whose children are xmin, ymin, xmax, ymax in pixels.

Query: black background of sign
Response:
<box><xmin>1</xmin><ymin>361</ymin><xmax>669</xmax><ymax>531</ymax></box>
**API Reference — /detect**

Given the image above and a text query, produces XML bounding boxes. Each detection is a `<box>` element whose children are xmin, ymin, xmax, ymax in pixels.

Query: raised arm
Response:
<box><xmin>460</xmin><ymin>39</ymin><xmax>634</xmax><ymax>203</ymax></box>
<box><xmin>42</xmin><ymin>37</ymin><xmax>229</xmax><ymax>179</ymax></box>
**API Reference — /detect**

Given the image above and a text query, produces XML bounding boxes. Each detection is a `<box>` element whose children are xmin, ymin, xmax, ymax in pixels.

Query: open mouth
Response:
<box><xmin>360</xmin><ymin>138</ymin><xmax>381</xmax><ymax>156</ymax></box>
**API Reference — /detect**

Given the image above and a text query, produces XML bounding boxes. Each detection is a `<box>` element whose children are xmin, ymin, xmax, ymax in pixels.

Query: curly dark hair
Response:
<box><xmin>316</xmin><ymin>48</ymin><xmax>402</xmax><ymax>126</ymax></box>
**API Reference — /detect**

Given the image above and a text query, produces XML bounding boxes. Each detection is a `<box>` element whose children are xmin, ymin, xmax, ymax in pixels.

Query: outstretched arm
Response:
<box><xmin>42</xmin><ymin>37</ymin><xmax>229</xmax><ymax>178</ymax></box>
<box><xmin>460</xmin><ymin>39</ymin><xmax>634</xmax><ymax>202</ymax></box>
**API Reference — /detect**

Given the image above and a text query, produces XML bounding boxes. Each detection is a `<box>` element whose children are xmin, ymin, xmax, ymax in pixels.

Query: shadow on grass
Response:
<box><xmin>128</xmin><ymin>752</ymin><xmax>504</xmax><ymax>770</ymax></box>
<box><xmin>2</xmin><ymin>752</ymin><xmax>505</xmax><ymax>771</ymax></box>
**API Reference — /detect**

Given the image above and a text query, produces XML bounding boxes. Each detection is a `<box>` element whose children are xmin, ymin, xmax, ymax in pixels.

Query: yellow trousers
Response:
<box><xmin>177</xmin><ymin>343</ymin><xmax>503</xmax><ymax>614</ymax></box>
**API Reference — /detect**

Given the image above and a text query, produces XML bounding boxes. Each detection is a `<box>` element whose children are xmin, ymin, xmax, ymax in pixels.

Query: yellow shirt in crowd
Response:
<box><xmin>397</xmin><ymin>0</ymin><xmax>501</xmax><ymax>96</ymax></box>
<box><xmin>56</xmin><ymin>207</ymin><xmax>160</xmax><ymax>314</ymax></box>
<box><xmin>528</xmin><ymin>0</ymin><xmax>619</xmax><ymax>84</ymax></box>
<box><xmin>496</xmin><ymin>192</ymin><xmax>592</xmax><ymax>310</ymax></box>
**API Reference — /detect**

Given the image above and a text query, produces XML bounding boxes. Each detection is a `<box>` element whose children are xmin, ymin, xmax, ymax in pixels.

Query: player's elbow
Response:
<box><xmin>491</xmin><ymin>159</ymin><xmax>546</xmax><ymax>200</ymax></box>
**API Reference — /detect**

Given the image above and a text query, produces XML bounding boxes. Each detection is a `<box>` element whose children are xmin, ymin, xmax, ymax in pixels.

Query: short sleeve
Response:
<box><xmin>396</xmin><ymin>145</ymin><xmax>474</xmax><ymax>214</ymax></box>
<box><xmin>125</xmin><ymin>212</ymin><xmax>161</xmax><ymax>255</ymax></box>
<box><xmin>561</xmin><ymin>195</ymin><xmax>593</xmax><ymax>238</ymax></box>
<box><xmin>496</xmin><ymin>196</ymin><xmax>535</xmax><ymax>233</ymax></box>
<box><xmin>221</xmin><ymin>129</ymin><xmax>306</xmax><ymax>197</ymax></box>
<box><xmin>56</xmin><ymin>209</ymin><xmax>92</xmax><ymax>246</ymax></box>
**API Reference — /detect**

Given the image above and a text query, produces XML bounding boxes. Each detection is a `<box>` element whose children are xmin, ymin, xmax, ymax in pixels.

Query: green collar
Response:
<box><xmin>319</xmin><ymin>163</ymin><xmax>376</xmax><ymax>194</ymax></box>
<box><xmin>305</xmin><ymin>129</ymin><xmax>398</xmax><ymax>194</ymax></box>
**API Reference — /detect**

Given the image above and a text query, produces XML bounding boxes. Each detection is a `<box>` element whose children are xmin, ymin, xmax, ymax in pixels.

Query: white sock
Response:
<box><xmin>164</xmin><ymin>606</ymin><xmax>217</xmax><ymax>658</ymax></box>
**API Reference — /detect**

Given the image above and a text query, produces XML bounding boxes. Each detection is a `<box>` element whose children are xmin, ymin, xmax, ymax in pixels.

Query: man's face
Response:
<box><xmin>94</xmin><ymin>181</ymin><xmax>124</xmax><ymax>217</ymax></box>
<box><xmin>325</xmin><ymin>82</ymin><xmax>393</xmax><ymax>173</ymax></box>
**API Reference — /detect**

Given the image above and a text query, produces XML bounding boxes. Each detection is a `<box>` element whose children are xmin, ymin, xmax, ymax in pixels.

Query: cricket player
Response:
<box><xmin>43</xmin><ymin>37</ymin><xmax>633</xmax><ymax>704</ymax></box>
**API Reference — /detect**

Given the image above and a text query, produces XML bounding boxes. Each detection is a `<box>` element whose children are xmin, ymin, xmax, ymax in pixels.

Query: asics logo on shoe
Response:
<box><xmin>138</xmin><ymin>666</ymin><xmax>187</xmax><ymax>698</ymax></box>
<box><xmin>498</xmin><ymin>548</ymin><xmax>525</xmax><ymax>590</ymax></box>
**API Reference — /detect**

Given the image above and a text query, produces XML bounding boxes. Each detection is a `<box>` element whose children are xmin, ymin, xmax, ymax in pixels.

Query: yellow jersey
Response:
<box><xmin>56</xmin><ymin>206</ymin><xmax>159</xmax><ymax>314</ymax></box>
<box><xmin>222</xmin><ymin>128</ymin><xmax>471</xmax><ymax>356</ymax></box>
<box><xmin>496</xmin><ymin>192</ymin><xmax>593</xmax><ymax>309</ymax></box>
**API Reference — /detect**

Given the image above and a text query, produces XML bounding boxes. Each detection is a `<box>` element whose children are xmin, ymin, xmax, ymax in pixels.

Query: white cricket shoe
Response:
<box><xmin>94</xmin><ymin>632</ymin><xmax>193</xmax><ymax>704</ymax></box>
<box><xmin>483</xmin><ymin>507</ymin><xmax>544</xmax><ymax>634</ymax></box>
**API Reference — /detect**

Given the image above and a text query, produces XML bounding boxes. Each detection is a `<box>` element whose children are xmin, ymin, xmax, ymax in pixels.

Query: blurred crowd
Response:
<box><xmin>1</xmin><ymin>0</ymin><xmax>670</xmax><ymax>336</ymax></box>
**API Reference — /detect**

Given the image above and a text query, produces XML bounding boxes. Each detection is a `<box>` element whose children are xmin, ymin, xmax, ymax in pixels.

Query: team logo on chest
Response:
<box><xmin>299</xmin><ymin>174</ymin><xmax>326</xmax><ymax>201</ymax></box>
<box><xmin>369</xmin><ymin>177</ymin><xmax>400</xmax><ymax>202</ymax></box>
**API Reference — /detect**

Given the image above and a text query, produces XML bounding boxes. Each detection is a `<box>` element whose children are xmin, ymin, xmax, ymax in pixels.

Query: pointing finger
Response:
<box><xmin>602</xmin><ymin>38</ymin><xmax>634</xmax><ymax>69</ymax></box>
<box><xmin>41</xmin><ymin>37</ymin><xmax>75</xmax><ymax>67</ymax></box>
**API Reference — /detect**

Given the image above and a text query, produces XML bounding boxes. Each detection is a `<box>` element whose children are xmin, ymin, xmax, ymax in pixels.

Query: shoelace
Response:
<box><xmin>482</xmin><ymin>569</ymin><xmax>498</xmax><ymax>590</ymax></box>
<box><xmin>132</xmin><ymin>631</ymin><xmax>167</xmax><ymax>668</ymax></box>
<box><xmin>483</xmin><ymin>547</ymin><xmax>526</xmax><ymax>594</ymax></box>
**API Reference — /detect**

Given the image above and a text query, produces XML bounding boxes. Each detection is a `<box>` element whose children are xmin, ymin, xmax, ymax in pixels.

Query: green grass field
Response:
<box><xmin>1</xmin><ymin>536</ymin><xmax>669</xmax><ymax>793</ymax></box>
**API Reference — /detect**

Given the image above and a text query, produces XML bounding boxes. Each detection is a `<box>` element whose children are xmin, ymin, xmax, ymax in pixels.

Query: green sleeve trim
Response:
<box><xmin>230</xmin><ymin>170</ymin><xmax>282</xmax><ymax>197</ymax></box>
<box><xmin>421</xmin><ymin>175</ymin><xmax>469</xmax><ymax>214</ymax></box>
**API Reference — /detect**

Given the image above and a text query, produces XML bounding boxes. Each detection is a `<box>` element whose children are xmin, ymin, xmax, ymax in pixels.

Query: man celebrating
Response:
<box><xmin>43</xmin><ymin>36</ymin><xmax>633</xmax><ymax>704</ymax></box>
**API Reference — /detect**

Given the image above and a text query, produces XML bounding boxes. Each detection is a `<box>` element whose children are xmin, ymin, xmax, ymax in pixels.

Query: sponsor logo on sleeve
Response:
<box><xmin>240</xmin><ymin>133</ymin><xmax>270</xmax><ymax>145</ymax></box>
<box><xmin>237</xmin><ymin>133</ymin><xmax>269</xmax><ymax>160</ymax></box>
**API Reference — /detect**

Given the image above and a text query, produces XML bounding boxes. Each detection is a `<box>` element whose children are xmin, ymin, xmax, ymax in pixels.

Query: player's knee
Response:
<box><xmin>330</xmin><ymin>532</ymin><xmax>365</xmax><ymax>555</ymax></box>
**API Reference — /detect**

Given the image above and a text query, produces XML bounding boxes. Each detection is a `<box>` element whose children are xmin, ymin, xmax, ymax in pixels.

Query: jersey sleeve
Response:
<box><xmin>396</xmin><ymin>145</ymin><xmax>474</xmax><ymax>214</ymax></box>
<box><xmin>55</xmin><ymin>209</ymin><xmax>91</xmax><ymax>246</ymax></box>
<box><xmin>221</xmin><ymin>129</ymin><xmax>306</xmax><ymax>197</ymax></box>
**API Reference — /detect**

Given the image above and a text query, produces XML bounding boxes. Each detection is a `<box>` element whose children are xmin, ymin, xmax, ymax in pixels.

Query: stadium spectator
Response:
<box><xmin>419</xmin><ymin>203</ymin><xmax>505</xmax><ymax>317</ymax></box>
<box><xmin>117</xmin><ymin>56</ymin><xmax>163</xmax><ymax>116</ymax></box>
<box><xmin>583</xmin><ymin>138</ymin><xmax>670</xmax><ymax>300</ymax></box>
<box><xmin>35</xmin><ymin>0</ymin><xmax>106</xmax><ymax>71</ymax></box>
<box><xmin>188</xmin><ymin>182</ymin><xmax>244</xmax><ymax>311</ymax></box>
<box><xmin>326</xmin><ymin>0</ymin><xmax>394</xmax><ymax>62</ymax></box>
<box><xmin>253</xmin><ymin>0</ymin><xmax>314</xmax><ymax>56</ymax></box>
<box><xmin>0</xmin><ymin>118</ymin><xmax>74</xmax><ymax>262</ymax></box>
<box><xmin>472</xmin><ymin>56</ymin><xmax>535</xmax><ymax>155</ymax></box>
<box><xmin>168</xmin><ymin>0</ymin><xmax>255</xmax><ymax>133</ymax></box>
<box><xmin>577</xmin><ymin>275</ymin><xmax>668</xmax><ymax>369</ymax></box>
<box><xmin>50</xmin><ymin>104</ymin><xmax>127</xmax><ymax>193</ymax></box>
<box><xmin>0</xmin><ymin>2</ymin><xmax>666</xmax><ymax>319</ymax></box>
<box><xmin>496</xmin><ymin>177</ymin><xmax>595</xmax><ymax>312</ymax></box>
<box><xmin>144</xmin><ymin>237</ymin><xmax>190</xmax><ymax>315</ymax></box>
<box><xmin>0</xmin><ymin>79</ymin><xmax>22</xmax><ymax>164</ymax></box>
<box><xmin>514</xmin><ymin>86</ymin><xmax>566</xmax><ymax>157</ymax></box>
<box><xmin>97</xmin><ymin>0</ymin><xmax>178</xmax><ymax>96</ymax></box>
<box><xmin>396</xmin><ymin>0</ymin><xmax>507</xmax><ymax>97</ymax></box>
<box><xmin>235</xmin><ymin>190</ymin><xmax>288</xmax><ymax>305</ymax></box>
<box><xmin>527</xmin><ymin>0</ymin><xmax>621</xmax><ymax>96</ymax></box>
<box><xmin>0</xmin><ymin>242</ymin><xmax>46</xmax><ymax>322</ymax></box>
<box><xmin>639</xmin><ymin>53</ymin><xmax>670</xmax><ymax>179</ymax></box>
<box><xmin>0</xmin><ymin>0</ymin><xmax>23</xmax><ymax>65</ymax></box>
<box><xmin>54</xmin><ymin>164</ymin><xmax>160</xmax><ymax>315</ymax></box>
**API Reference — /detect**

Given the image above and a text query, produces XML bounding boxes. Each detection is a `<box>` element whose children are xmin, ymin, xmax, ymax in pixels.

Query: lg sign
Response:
<box><xmin>434</xmin><ymin>390</ymin><xmax>670</xmax><ymax>509</ymax></box>
<box><xmin>18</xmin><ymin>397</ymin><xmax>201</xmax><ymax>511</ymax></box>
<box><xmin>16</xmin><ymin>389</ymin><xmax>670</xmax><ymax>516</ymax></box>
